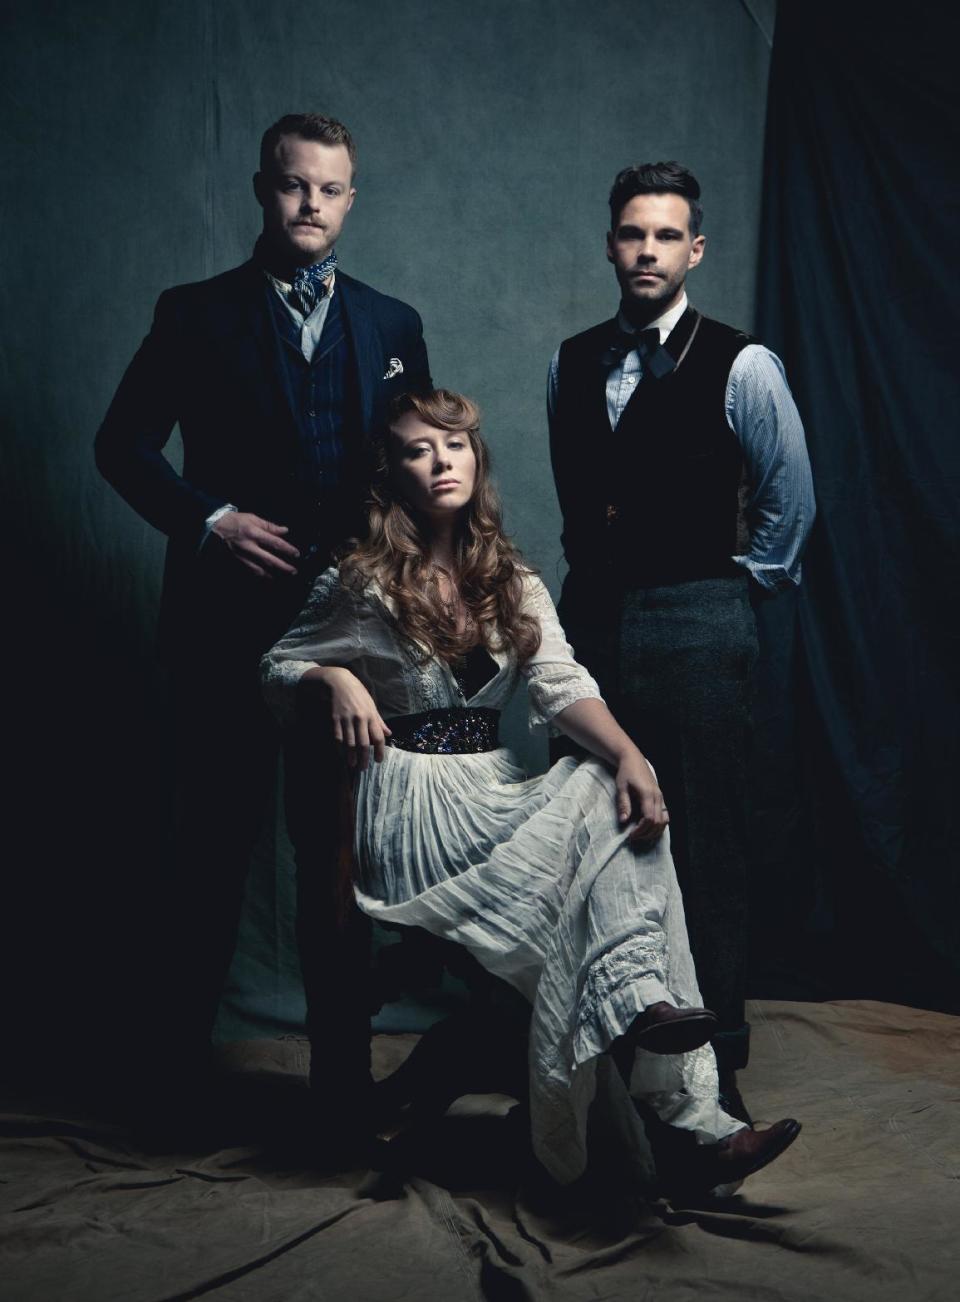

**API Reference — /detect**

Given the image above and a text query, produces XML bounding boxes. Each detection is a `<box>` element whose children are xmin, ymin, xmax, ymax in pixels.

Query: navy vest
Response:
<box><xmin>267</xmin><ymin>285</ymin><xmax>366</xmax><ymax>550</ymax></box>
<box><xmin>552</xmin><ymin>309</ymin><xmax>754</xmax><ymax>589</ymax></box>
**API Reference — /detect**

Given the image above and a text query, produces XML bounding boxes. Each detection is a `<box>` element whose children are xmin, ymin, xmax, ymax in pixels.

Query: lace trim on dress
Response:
<box><xmin>520</xmin><ymin>575</ymin><xmax>604</xmax><ymax>728</ymax></box>
<box><xmin>681</xmin><ymin>1043</ymin><xmax>721</xmax><ymax>1103</ymax></box>
<box><xmin>525</xmin><ymin>666</ymin><xmax>603</xmax><ymax>729</ymax></box>
<box><xmin>409</xmin><ymin>656</ymin><xmax>454</xmax><ymax>712</ymax></box>
<box><xmin>261</xmin><ymin>660</ymin><xmax>314</xmax><ymax>727</ymax></box>
<box><xmin>286</xmin><ymin>566</ymin><xmax>349</xmax><ymax>637</ymax></box>
<box><xmin>360</xmin><ymin>584</ymin><xmax>468</xmax><ymax>713</ymax></box>
<box><xmin>260</xmin><ymin>569</ymin><xmax>355</xmax><ymax>726</ymax></box>
<box><xmin>576</xmin><ymin>933</ymin><xmax>669</xmax><ymax>1037</ymax></box>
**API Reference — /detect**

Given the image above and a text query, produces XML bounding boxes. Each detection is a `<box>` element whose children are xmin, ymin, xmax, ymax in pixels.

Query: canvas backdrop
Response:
<box><xmin>2</xmin><ymin>0</ymin><xmax>781</xmax><ymax>1056</ymax></box>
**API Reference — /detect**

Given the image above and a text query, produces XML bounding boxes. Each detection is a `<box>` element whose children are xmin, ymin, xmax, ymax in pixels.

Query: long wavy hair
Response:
<box><xmin>341</xmin><ymin>389</ymin><xmax>541</xmax><ymax>665</ymax></box>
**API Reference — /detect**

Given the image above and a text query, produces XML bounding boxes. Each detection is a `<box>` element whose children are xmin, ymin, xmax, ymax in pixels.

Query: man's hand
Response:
<box><xmin>300</xmin><ymin>666</ymin><xmax>392</xmax><ymax>770</ymax></box>
<box><xmin>615</xmin><ymin>749</ymin><xmax>670</xmax><ymax>847</ymax></box>
<box><xmin>211</xmin><ymin>511</ymin><xmax>300</xmax><ymax>578</ymax></box>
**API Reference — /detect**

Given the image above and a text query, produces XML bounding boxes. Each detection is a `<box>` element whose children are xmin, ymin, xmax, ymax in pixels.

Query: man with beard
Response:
<box><xmin>96</xmin><ymin>113</ymin><xmax>430</xmax><ymax>1156</ymax></box>
<box><xmin>546</xmin><ymin>161</ymin><xmax>814</xmax><ymax>1120</ymax></box>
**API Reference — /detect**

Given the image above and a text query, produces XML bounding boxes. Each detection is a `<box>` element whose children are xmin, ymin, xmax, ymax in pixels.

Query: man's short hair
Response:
<box><xmin>608</xmin><ymin>162</ymin><xmax>703</xmax><ymax>235</ymax></box>
<box><xmin>259</xmin><ymin>113</ymin><xmax>357</xmax><ymax>176</ymax></box>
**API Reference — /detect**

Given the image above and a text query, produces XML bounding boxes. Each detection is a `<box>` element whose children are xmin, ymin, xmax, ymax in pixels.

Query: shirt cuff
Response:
<box><xmin>200</xmin><ymin>503</ymin><xmax>238</xmax><ymax>551</ymax></box>
<box><xmin>732</xmin><ymin>555</ymin><xmax>798</xmax><ymax>591</ymax></box>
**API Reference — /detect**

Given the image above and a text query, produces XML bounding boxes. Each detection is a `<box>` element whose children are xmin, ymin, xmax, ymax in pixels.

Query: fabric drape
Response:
<box><xmin>752</xmin><ymin>0</ymin><xmax>960</xmax><ymax>1004</ymax></box>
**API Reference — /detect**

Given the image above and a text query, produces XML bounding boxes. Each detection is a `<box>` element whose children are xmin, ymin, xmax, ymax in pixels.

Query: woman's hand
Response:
<box><xmin>300</xmin><ymin>666</ymin><xmax>392</xmax><ymax>770</ymax></box>
<box><xmin>614</xmin><ymin>748</ymin><xmax>669</xmax><ymax>847</ymax></box>
<box><xmin>551</xmin><ymin>698</ymin><xmax>669</xmax><ymax>846</ymax></box>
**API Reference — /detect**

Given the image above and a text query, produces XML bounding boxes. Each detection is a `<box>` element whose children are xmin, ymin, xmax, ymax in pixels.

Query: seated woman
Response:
<box><xmin>260</xmin><ymin>388</ymin><xmax>800</xmax><ymax>1195</ymax></box>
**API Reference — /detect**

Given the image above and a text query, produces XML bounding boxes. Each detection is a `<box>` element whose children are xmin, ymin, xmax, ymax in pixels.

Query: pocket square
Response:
<box><xmin>383</xmin><ymin>357</ymin><xmax>404</xmax><ymax>380</ymax></box>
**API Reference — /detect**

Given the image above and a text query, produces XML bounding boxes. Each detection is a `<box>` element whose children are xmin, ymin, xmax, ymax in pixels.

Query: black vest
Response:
<box><xmin>552</xmin><ymin>308</ymin><xmax>755</xmax><ymax>589</ymax></box>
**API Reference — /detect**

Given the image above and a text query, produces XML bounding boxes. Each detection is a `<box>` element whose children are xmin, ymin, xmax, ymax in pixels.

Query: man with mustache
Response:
<box><xmin>547</xmin><ymin>161</ymin><xmax>814</xmax><ymax>1122</ymax></box>
<box><xmin>96</xmin><ymin>113</ymin><xmax>430</xmax><ymax>1156</ymax></box>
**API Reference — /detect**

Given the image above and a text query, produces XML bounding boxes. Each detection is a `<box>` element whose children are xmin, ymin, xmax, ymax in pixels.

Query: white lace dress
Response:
<box><xmin>261</xmin><ymin>567</ymin><xmax>743</xmax><ymax>1184</ymax></box>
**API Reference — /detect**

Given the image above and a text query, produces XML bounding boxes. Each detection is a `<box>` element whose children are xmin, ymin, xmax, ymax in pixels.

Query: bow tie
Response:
<box><xmin>600</xmin><ymin>326</ymin><xmax>660</xmax><ymax>369</ymax></box>
<box><xmin>291</xmin><ymin>250</ymin><xmax>338</xmax><ymax>315</ymax></box>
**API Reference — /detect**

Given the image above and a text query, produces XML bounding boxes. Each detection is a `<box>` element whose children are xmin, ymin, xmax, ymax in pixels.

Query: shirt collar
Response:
<box><xmin>617</xmin><ymin>291</ymin><xmax>688</xmax><ymax>346</ymax></box>
<box><xmin>264</xmin><ymin>268</ymin><xmax>336</xmax><ymax>298</ymax></box>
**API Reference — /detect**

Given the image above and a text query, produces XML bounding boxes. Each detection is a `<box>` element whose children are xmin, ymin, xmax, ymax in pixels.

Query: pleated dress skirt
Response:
<box><xmin>352</xmin><ymin>744</ymin><xmax>742</xmax><ymax>1185</ymax></box>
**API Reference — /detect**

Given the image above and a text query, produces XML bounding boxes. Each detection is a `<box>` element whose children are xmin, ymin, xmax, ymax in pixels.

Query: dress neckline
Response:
<box><xmin>450</xmin><ymin>643</ymin><xmax>500</xmax><ymax>701</ymax></box>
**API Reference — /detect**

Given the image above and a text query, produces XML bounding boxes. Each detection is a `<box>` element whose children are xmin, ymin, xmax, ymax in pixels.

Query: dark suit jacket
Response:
<box><xmin>96</xmin><ymin>260</ymin><xmax>430</xmax><ymax>663</ymax></box>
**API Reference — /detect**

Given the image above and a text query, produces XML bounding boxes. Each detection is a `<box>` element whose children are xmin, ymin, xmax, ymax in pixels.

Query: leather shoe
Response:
<box><xmin>674</xmin><ymin>1119</ymin><xmax>801</xmax><ymax>1197</ymax></box>
<box><xmin>628</xmin><ymin>1002</ymin><xmax>719</xmax><ymax>1055</ymax></box>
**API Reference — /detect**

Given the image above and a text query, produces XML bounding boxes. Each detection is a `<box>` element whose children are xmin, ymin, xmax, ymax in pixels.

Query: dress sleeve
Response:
<box><xmin>259</xmin><ymin>567</ymin><xmax>362</xmax><ymax>727</ymax></box>
<box><xmin>519</xmin><ymin>573</ymin><xmax>603</xmax><ymax>729</ymax></box>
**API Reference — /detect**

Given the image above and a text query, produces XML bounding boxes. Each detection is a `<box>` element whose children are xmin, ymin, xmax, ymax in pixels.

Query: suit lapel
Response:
<box><xmin>337</xmin><ymin>273</ymin><xmax>381</xmax><ymax>437</ymax></box>
<box><xmin>226</xmin><ymin>261</ymin><xmax>303</xmax><ymax>447</ymax></box>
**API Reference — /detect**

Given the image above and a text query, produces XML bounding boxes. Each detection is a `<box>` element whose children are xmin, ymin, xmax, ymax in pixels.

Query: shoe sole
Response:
<box><xmin>632</xmin><ymin>1012</ymin><xmax>719</xmax><ymax>1055</ymax></box>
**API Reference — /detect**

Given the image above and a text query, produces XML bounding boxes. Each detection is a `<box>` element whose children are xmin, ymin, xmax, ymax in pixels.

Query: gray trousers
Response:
<box><xmin>559</xmin><ymin>574</ymin><xmax>758</xmax><ymax>1071</ymax></box>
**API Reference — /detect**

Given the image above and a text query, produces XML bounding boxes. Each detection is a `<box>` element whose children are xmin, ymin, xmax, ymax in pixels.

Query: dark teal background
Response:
<box><xmin>1</xmin><ymin>1</ymin><xmax>776</xmax><ymax>1046</ymax></box>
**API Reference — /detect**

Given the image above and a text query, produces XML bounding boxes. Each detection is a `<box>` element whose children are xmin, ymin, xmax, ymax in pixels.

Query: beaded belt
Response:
<box><xmin>385</xmin><ymin>707</ymin><xmax>501</xmax><ymax>755</ymax></box>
